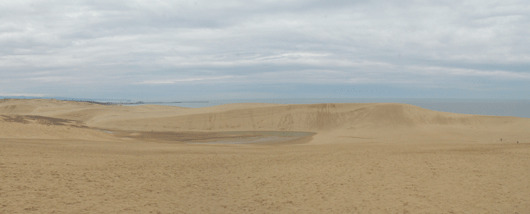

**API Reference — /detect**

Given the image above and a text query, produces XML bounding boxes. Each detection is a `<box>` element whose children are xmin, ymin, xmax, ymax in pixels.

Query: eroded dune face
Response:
<box><xmin>1</xmin><ymin>99</ymin><xmax>530</xmax><ymax>213</ymax></box>
<box><xmin>92</xmin><ymin>102</ymin><xmax>522</xmax><ymax>132</ymax></box>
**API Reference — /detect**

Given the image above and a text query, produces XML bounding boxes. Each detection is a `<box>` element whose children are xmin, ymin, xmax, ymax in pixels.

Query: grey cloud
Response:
<box><xmin>0</xmin><ymin>0</ymin><xmax>529</xmax><ymax>98</ymax></box>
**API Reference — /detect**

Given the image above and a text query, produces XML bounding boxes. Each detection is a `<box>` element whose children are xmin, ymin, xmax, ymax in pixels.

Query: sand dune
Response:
<box><xmin>1</xmin><ymin>99</ymin><xmax>529</xmax><ymax>213</ymax></box>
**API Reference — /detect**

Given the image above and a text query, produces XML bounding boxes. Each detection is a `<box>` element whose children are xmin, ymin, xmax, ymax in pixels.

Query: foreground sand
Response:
<box><xmin>1</xmin><ymin>99</ymin><xmax>529</xmax><ymax>213</ymax></box>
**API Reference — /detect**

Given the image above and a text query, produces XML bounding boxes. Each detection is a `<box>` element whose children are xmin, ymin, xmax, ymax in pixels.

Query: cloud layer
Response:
<box><xmin>1</xmin><ymin>0</ymin><xmax>529</xmax><ymax>100</ymax></box>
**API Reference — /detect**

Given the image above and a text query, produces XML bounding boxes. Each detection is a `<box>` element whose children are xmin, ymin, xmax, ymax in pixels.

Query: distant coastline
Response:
<box><xmin>1</xmin><ymin>97</ymin><xmax>208</xmax><ymax>106</ymax></box>
<box><xmin>1</xmin><ymin>97</ymin><xmax>529</xmax><ymax>118</ymax></box>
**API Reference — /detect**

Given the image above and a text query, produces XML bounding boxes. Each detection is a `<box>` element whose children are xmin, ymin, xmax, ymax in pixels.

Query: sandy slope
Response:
<box><xmin>1</xmin><ymin>99</ymin><xmax>529</xmax><ymax>213</ymax></box>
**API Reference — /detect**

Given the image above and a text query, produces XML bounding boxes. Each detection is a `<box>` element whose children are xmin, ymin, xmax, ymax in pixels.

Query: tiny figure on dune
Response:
<box><xmin>517</xmin><ymin>141</ymin><xmax>519</xmax><ymax>144</ymax></box>
<box><xmin>500</xmin><ymin>138</ymin><xmax>502</xmax><ymax>141</ymax></box>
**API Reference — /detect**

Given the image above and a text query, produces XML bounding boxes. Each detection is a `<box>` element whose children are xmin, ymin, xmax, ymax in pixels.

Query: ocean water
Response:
<box><xmin>159</xmin><ymin>98</ymin><xmax>530</xmax><ymax>118</ymax></box>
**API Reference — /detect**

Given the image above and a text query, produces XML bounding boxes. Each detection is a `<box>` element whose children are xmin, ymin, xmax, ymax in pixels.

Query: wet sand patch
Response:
<box><xmin>194</xmin><ymin>131</ymin><xmax>315</xmax><ymax>145</ymax></box>
<box><xmin>111</xmin><ymin>130</ymin><xmax>315</xmax><ymax>145</ymax></box>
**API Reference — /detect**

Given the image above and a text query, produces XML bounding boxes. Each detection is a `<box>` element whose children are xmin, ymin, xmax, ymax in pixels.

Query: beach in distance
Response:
<box><xmin>1</xmin><ymin>98</ymin><xmax>529</xmax><ymax>213</ymax></box>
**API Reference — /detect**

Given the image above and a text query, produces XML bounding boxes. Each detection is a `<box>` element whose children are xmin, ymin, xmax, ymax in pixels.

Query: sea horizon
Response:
<box><xmin>158</xmin><ymin>98</ymin><xmax>530</xmax><ymax>118</ymax></box>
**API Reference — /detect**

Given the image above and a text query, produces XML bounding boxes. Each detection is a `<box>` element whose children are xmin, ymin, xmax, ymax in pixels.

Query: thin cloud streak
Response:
<box><xmin>0</xmin><ymin>93</ymin><xmax>48</xmax><ymax>97</ymax></box>
<box><xmin>137</xmin><ymin>76</ymin><xmax>236</xmax><ymax>84</ymax></box>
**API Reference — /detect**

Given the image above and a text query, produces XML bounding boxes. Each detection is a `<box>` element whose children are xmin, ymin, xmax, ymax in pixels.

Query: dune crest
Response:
<box><xmin>1</xmin><ymin>99</ymin><xmax>528</xmax><ymax>144</ymax></box>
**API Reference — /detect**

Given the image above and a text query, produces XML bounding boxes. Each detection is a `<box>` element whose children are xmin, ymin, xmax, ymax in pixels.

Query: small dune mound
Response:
<box><xmin>53</xmin><ymin>108</ymin><xmax>111</xmax><ymax>122</ymax></box>
<box><xmin>0</xmin><ymin>105</ymin><xmax>37</xmax><ymax>114</ymax></box>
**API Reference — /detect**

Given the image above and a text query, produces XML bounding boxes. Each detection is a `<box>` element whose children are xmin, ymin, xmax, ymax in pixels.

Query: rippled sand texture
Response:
<box><xmin>1</xmin><ymin>99</ymin><xmax>530</xmax><ymax>213</ymax></box>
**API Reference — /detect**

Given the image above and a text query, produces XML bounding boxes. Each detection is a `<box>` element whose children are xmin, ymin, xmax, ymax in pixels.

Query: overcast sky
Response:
<box><xmin>1</xmin><ymin>0</ymin><xmax>529</xmax><ymax>101</ymax></box>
